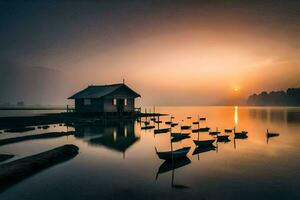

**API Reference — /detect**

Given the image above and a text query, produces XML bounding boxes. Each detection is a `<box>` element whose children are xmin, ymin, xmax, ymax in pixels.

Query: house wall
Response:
<box><xmin>103</xmin><ymin>98</ymin><xmax>135</xmax><ymax>112</ymax></box>
<box><xmin>75</xmin><ymin>98</ymin><xmax>104</xmax><ymax>113</ymax></box>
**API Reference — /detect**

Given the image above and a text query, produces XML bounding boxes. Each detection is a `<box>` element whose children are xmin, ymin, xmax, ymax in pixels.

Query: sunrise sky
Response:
<box><xmin>0</xmin><ymin>0</ymin><xmax>299</xmax><ymax>105</ymax></box>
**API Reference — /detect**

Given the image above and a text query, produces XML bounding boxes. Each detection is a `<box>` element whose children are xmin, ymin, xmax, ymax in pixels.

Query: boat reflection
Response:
<box><xmin>156</xmin><ymin>157</ymin><xmax>191</xmax><ymax>189</ymax></box>
<box><xmin>193</xmin><ymin>145</ymin><xmax>216</xmax><ymax>156</ymax></box>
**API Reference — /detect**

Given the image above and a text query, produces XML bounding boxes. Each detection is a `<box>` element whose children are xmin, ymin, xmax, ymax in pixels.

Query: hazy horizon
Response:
<box><xmin>0</xmin><ymin>1</ymin><xmax>299</xmax><ymax>106</ymax></box>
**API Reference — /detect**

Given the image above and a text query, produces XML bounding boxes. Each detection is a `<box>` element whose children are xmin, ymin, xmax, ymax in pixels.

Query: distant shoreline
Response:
<box><xmin>0</xmin><ymin>107</ymin><xmax>69</xmax><ymax>110</ymax></box>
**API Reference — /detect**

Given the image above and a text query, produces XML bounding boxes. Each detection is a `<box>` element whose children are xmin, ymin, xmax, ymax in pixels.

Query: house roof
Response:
<box><xmin>68</xmin><ymin>83</ymin><xmax>141</xmax><ymax>99</ymax></box>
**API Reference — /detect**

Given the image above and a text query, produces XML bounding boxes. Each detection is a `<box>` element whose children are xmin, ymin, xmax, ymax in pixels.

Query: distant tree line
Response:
<box><xmin>247</xmin><ymin>87</ymin><xmax>300</xmax><ymax>106</ymax></box>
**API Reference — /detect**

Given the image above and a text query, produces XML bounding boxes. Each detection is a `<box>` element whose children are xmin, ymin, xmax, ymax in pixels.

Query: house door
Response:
<box><xmin>117</xmin><ymin>99</ymin><xmax>125</xmax><ymax>114</ymax></box>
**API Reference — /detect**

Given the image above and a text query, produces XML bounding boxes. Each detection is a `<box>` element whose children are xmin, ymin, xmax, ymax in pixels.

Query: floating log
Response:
<box><xmin>0</xmin><ymin>144</ymin><xmax>79</xmax><ymax>191</ymax></box>
<box><xmin>0</xmin><ymin>131</ymin><xmax>75</xmax><ymax>146</ymax></box>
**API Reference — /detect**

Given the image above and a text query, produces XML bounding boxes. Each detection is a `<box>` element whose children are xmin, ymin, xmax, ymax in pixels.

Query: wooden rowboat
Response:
<box><xmin>141</xmin><ymin>125</ymin><xmax>155</xmax><ymax>130</ymax></box>
<box><xmin>193</xmin><ymin>139</ymin><xmax>215</xmax><ymax>147</ymax></box>
<box><xmin>181</xmin><ymin>125</ymin><xmax>191</xmax><ymax>130</ymax></box>
<box><xmin>154</xmin><ymin>128</ymin><xmax>170</xmax><ymax>134</ymax></box>
<box><xmin>155</xmin><ymin>147</ymin><xmax>191</xmax><ymax>160</ymax></box>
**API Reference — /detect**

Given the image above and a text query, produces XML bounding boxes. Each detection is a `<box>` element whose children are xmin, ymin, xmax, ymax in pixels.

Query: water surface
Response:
<box><xmin>1</xmin><ymin>106</ymin><xmax>300</xmax><ymax>200</ymax></box>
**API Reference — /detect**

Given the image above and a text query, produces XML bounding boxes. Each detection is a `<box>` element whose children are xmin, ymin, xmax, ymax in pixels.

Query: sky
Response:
<box><xmin>0</xmin><ymin>0</ymin><xmax>299</xmax><ymax>106</ymax></box>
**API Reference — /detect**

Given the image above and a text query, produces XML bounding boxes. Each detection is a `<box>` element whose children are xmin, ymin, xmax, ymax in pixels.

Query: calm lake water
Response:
<box><xmin>1</xmin><ymin>106</ymin><xmax>300</xmax><ymax>200</ymax></box>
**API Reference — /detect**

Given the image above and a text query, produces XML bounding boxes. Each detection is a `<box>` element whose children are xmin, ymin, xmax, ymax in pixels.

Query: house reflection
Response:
<box><xmin>249</xmin><ymin>108</ymin><xmax>300</xmax><ymax>124</ymax></box>
<box><xmin>74</xmin><ymin>120</ymin><xmax>140</xmax><ymax>158</ymax></box>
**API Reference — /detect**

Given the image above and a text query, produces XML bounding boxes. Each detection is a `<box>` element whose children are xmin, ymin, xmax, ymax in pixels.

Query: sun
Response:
<box><xmin>234</xmin><ymin>88</ymin><xmax>239</xmax><ymax>92</ymax></box>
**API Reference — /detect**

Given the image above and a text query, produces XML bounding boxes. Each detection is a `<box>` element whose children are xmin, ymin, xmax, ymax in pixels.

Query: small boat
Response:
<box><xmin>199</xmin><ymin>118</ymin><xmax>206</xmax><ymax>121</ymax></box>
<box><xmin>192</xmin><ymin>121</ymin><xmax>199</xmax><ymax>125</ymax></box>
<box><xmin>155</xmin><ymin>120</ymin><xmax>162</xmax><ymax>124</ymax></box>
<box><xmin>209</xmin><ymin>127</ymin><xmax>220</xmax><ymax>135</ymax></box>
<box><xmin>144</xmin><ymin>121</ymin><xmax>150</xmax><ymax>125</ymax></box>
<box><xmin>141</xmin><ymin>125</ymin><xmax>155</xmax><ymax>130</ymax></box>
<box><xmin>181</xmin><ymin>125</ymin><xmax>191</xmax><ymax>130</ymax></box>
<box><xmin>193</xmin><ymin>139</ymin><xmax>215</xmax><ymax>147</ymax></box>
<box><xmin>199</xmin><ymin>127</ymin><xmax>210</xmax><ymax>132</ymax></box>
<box><xmin>171</xmin><ymin>135</ymin><xmax>190</xmax><ymax>143</ymax></box>
<box><xmin>217</xmin><ymin>135</ymin><xmax>230</xmax><ymax>142</ymax></box>
<box><xmin>266</xmin><ymin>129</ymin><xmax>280</xmax><ymax>137</ymax></box>
<box><xmin>150</xmin><ymin>117</ymin><xmax>156</xmax><ymax>121</ymax></box>
<box><xmin>224</xmin><ymin>129</ymin><xmax>233</xmax><ymax>132</ymax></box>
<box><xmin>234</xmin><ymin>128</ymin><xmax>248</xmax><ymax>138</ymax></box>
<box><xmin>209</xmin><ymin>131</ymin><xmax>220</xmax><ymax>135</ymax></box>
<box><xmin>165</xmin><ymin>121</ymin><xmax>172</xmax><ymax>125</ymax></box>
<box><xmin>234</xmin><ymin>134</ymin><xmax>248</xmax><ymax>139</ymax></box>
<box><xmin>171</xmin><ymin>123</ymin><xmax>178</xmax><ymax>127</ymax></box>
<box><xmin>192</xmin><ymin>127</ymin><xmax>210</xmax><ymax>133</ymax></box>
<box><xmin>187</xmin><ymin>116</ymin><xmax>192</xmax><ymax>119</ymax></box>
<box><xmin>171</xmin><ymin>132</ymin><xmax>190</xmax><ymax>138</ymax></box>
<box><xmin>155</xmin><ymin>147</ymin><xmax>191</xmax><ymax>160</ymax></box>
<box><xmin>154</xmin><ymin>128</ymin><xmax>170</xmax><ymax>134</ymax></box>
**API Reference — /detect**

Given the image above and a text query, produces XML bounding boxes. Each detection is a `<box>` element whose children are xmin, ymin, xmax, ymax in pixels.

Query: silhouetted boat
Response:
<box><xmin>199</xmin><ymin>117</ymin><xmax>206</xmax><ymax>121</ymax></box>
<box><xmin>144</xmin><ymin>121</ymin><xmax>150</xmax><ymax>125</ymax></box>
<box><xmin>187</xmin><ymin>116</ymin><xmax>192</xmax><ymax>119</ymax></box>
<box><xmin>266</xmin><ymin>129</ymin><xmax>280</xmax><ymax>137</ymax></box>
<box><xmin>154</xmin><ymin>128</ymin><xmax>170</xmax><ymax>134</ymax></box>
<box><xmin>193</xmin><ymin>139</ymin><xmax>215</xmax><ymax>147</ymax></box>
<box><xmin>141</xmin><ymin>125</ymin><xmax>155</xmax><ymax>130</ymax></box>
<box><xmin>209</xmin><ymin>127</ymin><xmax>220</xmax><ymax>135</ymax></box>
<box><xmin>193</xmin><ymin>145</ymin><xmax>216</xmax><ymax>155</ymax></box>
<box><xmin>233</xmin><ymin>128</ymin><xmax>248</xmax><ymax>138</ymax></box>
<box><xmin>224</xmin><ymin>129</ymin><xmax>233</xmax><ymax>132</ymax></box>
<box><xmin>155</xmin><ymin>120</ymin><xmax>162</xmax><ymax>124</ymax></box>
<box><xmin>192</xmin><ymin>127</ymin><xmax>210</xmax><ymax>133</ymax></box>
<box><xmin>171</xmin><ymin>123</ymin><xmax>178</xmax><ymax>127</ymax></box>
<box><xmin>155</xmin><ymin>147</ymin><xmax>191</xmax><ymax>160</ymax></box>
<box><xmin>181</xmin><ymin>125</ymin><xmax>191</xmax><ymax>130</ymax></box>
<box><xmin>209</xmin><ymin>131</ymin><xmax>220</xmax><ymax>135</ymax></box>
<box><xmin>165</xmin><ymin>121</ymin><xmax>172</xmax><ymax>125</ymax></box>
<box><xmin>192</xmin><ymin>129</ymin><xmax>199</xmax><ymax>133</ymax></box>
<box><xmin>234</xmin><ymin>134</ymin><xmax>248</xmax><ymax>139</ymax></box>
<box><xmin>150</xmin><ymin>117</ymin><xmax>156</xmax><ymax>121</ymax></box>
<box><xmin>192</xmin><ymin>121</ymin><xmax>199</xmax><ymax>124</ymax></box>
<box><xmin>171</xmin><ymin>132</ymin><xmax>190</xmax><ymax>138</ymax></box>
<box><xmin>171</xmin><ymin>135</ymin><xmax>190</xmax><ymax>143</ymax></box>
<box><xmin>199</xmin><ymin>127</ymin><xmax>210</xmax><ymax>132</ymax></box>
<box><xmin>217</xmin><ymin>135</ymin><xmax>230</xmax><ymax>142</ymax></box>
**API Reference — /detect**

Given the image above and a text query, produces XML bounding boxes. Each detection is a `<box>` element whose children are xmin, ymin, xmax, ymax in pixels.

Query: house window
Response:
<box><xmin>124</xmin><ymin>98</ymin><xmax>127</xmax><ymax>106</ymax></box>
<box><xmin>84</xmin><ymin>99</ymin><xmax>91</xmax><ymax>105</ymax></box>
<box><xmin>112</xmin><ymin>98</ymin><xmax>117</xmax><ymax>106</ymax></box>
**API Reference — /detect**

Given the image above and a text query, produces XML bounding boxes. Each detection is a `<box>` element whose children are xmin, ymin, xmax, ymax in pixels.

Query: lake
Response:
<box><xmin>1</xmin><ymin>106</ymin><xmax>300</xmax><ymax>200</ymax></box>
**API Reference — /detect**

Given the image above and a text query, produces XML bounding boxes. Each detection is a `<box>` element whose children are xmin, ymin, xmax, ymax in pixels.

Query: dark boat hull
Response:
<box><xmin>193</xmin><ymin>139</ymin><xmax>215</xmax><ymax>147</ymax></box>
<box><xmin>156</xmin><ymin>147</ymin><xmax>191</xmax><ymax>160</ymax></box>
<box><xmin>181</xmin><ymin>126</ymin><xmax>191</xmax><ymax>130</ymax></box>
<box><xmin>154</xmin><ymin>128</ymin><xmax>170</xmax><ymax>134</ymax></box>
<box><xmin>217</xmin><ymin>135</ymin><xmax>230</xmax><ymax>142</ymax></box>
<box><xmin>141</xmin><ymin>126</ymin><xmax>155</xmax><ymax>130</ymax></box>
<box><xmin>209</xmin><ymin>131</ymin><xmax>220</xmax><ymax>135</ymax></box>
